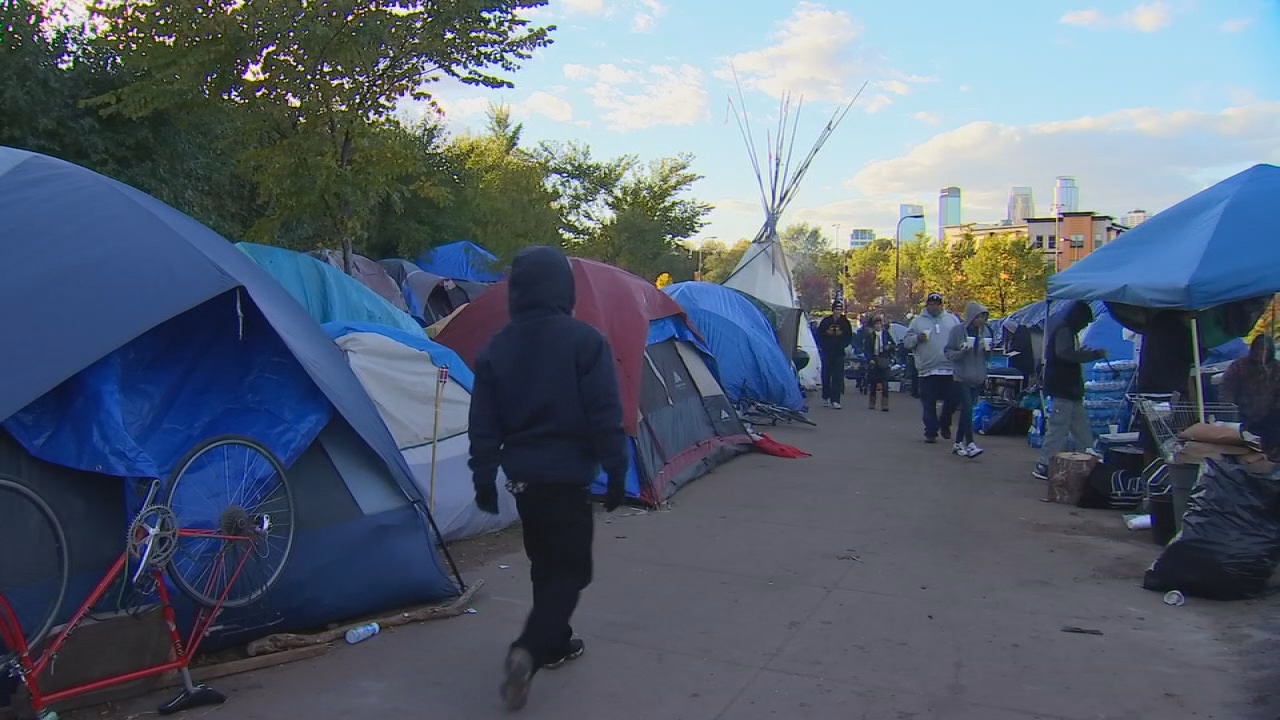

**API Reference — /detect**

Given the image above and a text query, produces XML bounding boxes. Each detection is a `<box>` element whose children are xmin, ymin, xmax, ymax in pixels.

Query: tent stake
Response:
<box><xmin>1190</xmin><ymin>315</ymin><xmax>1206</xmax><ymax>423</ymax></box>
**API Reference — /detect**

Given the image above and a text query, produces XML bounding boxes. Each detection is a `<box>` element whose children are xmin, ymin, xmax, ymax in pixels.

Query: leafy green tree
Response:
<box><xmin>918</xmin><ymin>236</ymin><xmax>977</xmax><ymax>313</ymax></box>
<box><xmin>88</xmin><ymin>0</ymin><xmax>553</xmax><ymax>270</ymax></box>
<box><xmin>539</xmin><ymin>143</ymin><xmax>711</xmax><ymax>279</ymax></box>
<box><xmin>697</xmin><ymin>238</ymin><xmax>751</xmax><ymax>284</ymax></box>
<box><xmin>442</xmin><ymin>106</ymin><xmax>563</xmax><ymax>263</ymax></box>
<box><xmin>961</xmin><ymin>233</ymin><xmax>1049</xmax><ymax>315</ymax></box>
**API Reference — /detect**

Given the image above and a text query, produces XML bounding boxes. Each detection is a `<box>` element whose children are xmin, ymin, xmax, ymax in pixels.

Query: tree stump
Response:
<box><xmin>1047</xmin><ymin>452</ymin><xmax>1099</xmax><ymax>505</ymax></box>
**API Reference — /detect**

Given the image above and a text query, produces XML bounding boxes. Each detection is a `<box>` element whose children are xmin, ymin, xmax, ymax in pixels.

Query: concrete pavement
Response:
<box><xmin>91</xmin><ymin>393</ymin><xmax>1277</xmax><ymax>719</ymax></box>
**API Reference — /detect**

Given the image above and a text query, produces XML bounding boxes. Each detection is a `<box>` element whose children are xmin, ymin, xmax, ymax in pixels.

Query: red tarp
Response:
<box><xmin>435</xmin><ymin>257</ymin><xmax>687</xmax><ymax>435</ymax></box>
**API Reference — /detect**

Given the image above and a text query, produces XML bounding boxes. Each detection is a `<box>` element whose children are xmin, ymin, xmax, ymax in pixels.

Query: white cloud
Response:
<box><xmin>864</xmin><ymin>94</ymin><xmax>893</xmax><ymax>113</ymax></box>
<box><xmin>718</xmin><ymin>2</ymin><xmax>869</xmax><ymax>102</ymax></box>
<box><xmin>562</xmin><ymin>0</ymin><xmax>606</xmax><ymax>14</ymax></box>
<box><xmin>1060</xmin><ymin>8</ymin><xmax>1103</xmax><ymax>26</ymax></box>
<box><xmin>631</xmin><ymin>0</ymin><xmax>666</xmax><ymax>32</ymax></box>
<box><xmin>567</xmin><ymin>63</ymin><xmax>708</xmax><ymax>131</ymax></box>
<box><xmin>959</xmin><ymin>84</ymin><xmax>972</xmax><ymax>93</ymax></box>
<box><xmin>1060</xmin><ymin>2</ymin><xmax>1172</xmax><ymax>32</ymax></box>
<box><xmin>718</xmin><ymin>2</ymin><xmax>934</xmax><ymax>110</ymax></box>
<box><xmin>831</xmin><ymin>102</ymin><xmax>1280</xmax><ymax>235</ymax></box>
<box><xmin>1220</xmin><ymin>17</ymin><xmax>1252</xmax><ymax>32</ymax></box>
<box><xmin>879</xmin><ymin>79</ymin><xmax>911</xmax><ymax>96</ymax></box>
<box><xmin>913</xmin><ymin>111</ymin><xmax>941</xmax><ymax>125</ymax></box>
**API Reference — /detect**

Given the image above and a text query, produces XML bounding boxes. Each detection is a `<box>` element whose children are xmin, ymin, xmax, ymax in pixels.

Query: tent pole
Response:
<box><xmin>1190</xmin><ymin>315</ymin><xmax>1206</xmax><ymax>423</ymax></box>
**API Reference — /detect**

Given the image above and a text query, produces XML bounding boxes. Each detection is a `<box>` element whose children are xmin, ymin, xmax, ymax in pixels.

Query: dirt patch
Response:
<box><xmin>443</xmin><ymin>523</ymin><xmax>525</xmax><ymax>576</ymax></box>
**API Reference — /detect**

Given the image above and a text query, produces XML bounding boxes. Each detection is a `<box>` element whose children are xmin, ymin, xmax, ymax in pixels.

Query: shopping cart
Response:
<box><xmin>1127</xmin><ymin>394</ymin><xmax>1240</xmax><ymax>463</ymax></box>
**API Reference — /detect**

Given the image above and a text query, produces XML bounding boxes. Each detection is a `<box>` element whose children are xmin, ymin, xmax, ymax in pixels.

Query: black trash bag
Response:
<box><xmin>1143</xmin><ymin>458</ymin><xmax>1280</xmax><ymax>600</ymax></box>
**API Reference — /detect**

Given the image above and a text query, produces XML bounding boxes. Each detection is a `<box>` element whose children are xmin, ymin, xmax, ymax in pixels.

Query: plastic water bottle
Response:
<box><xmin>345</xmin><ymin>622</ymin><xmax>380</xmax><ymax>644</ymax></box>
<box><xmin>1028</xmin><ymin>410</ymin><xmax>1044</xmax><ymax>448</ymax></box>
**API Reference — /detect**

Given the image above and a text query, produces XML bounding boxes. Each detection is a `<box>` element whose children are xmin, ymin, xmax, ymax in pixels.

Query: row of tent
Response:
<box><xmin>0</xmin><ymin>147</ymin><xmax>809</xmax><ymax>659</ymax></box>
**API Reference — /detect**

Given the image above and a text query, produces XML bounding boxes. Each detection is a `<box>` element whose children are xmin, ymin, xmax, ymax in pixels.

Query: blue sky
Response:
<box><xmin>417</xmin><ymin>0</ymin><xmax>1279</xmax><ymax>246</ymax></box>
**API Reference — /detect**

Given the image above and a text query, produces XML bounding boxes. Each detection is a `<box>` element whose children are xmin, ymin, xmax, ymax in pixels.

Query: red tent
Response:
<box><xmin>435</xmin><ymin>257</ymin><xmax>688</xmax><ymax>435</ymax></box>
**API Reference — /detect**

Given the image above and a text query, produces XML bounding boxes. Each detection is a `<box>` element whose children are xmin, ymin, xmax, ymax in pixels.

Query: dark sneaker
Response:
<box><xmin>924</xmin><ymin>435</ymin><xmax>938</xmax><ymax>444</ymax></box>
<box><xmin>543</xmin><ymin>637</ymin><xmax>585</xmax><ymax>669</ymax></box>
<box><xmin>1032</xmin><ymin>463</ymin><xmax>1049</xmax><ymax>480</ymax></box>
<box><xmin>500</xmin><ymin>647</ymin><xmax>535</xmax><ymax>711</ymax></box>
<box><xmin>940</xmin><ymin>426</ymin><xmax>952</xmax><ymax>440</ymax></box>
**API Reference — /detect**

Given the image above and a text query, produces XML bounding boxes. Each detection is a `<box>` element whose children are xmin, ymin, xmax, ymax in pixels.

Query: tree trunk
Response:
<box><xmin>342</xmin><ymin>237</ymin><xmax>354</xmax><ymax>275</ymax></box>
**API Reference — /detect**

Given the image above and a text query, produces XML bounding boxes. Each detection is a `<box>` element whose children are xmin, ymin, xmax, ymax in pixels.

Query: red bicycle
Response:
<box><xmin>1</xmin><ymin>435</ymin><xmax>295</xmax><ymax>719</ymax></box>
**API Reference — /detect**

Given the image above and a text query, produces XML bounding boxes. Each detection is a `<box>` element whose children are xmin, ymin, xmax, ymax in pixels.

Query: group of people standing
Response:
<box><xmin>815</xmin><ymin>301</ymin><xmax>897</xmax><ymax>411</ymax></box>
<box><xmin>815</xmin><ymin>293</ymin><xmax>995</xmax><ymax>458</ymax></box>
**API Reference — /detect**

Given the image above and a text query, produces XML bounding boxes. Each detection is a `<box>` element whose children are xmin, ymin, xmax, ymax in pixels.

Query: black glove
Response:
<box><xmin>474</xmin><ymin>483</ymin><xmax>499</xmax><ymax>515</ymax></box>
<box><xmin>603</xmin><ymin>476</ymin><xmax>625</xmax><ymax>512</ymax></box>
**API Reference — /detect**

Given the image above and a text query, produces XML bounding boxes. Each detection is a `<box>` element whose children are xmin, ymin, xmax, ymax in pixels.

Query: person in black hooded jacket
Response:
<box><xmin>468</xmin><ymin>246</ymin><xmax>627</xmax><ymax>711</ymax></box>
<box><xmin>1034</xmin><ymin>300</ymin><xmax>1106</xmax><ymax>479</ymax></box>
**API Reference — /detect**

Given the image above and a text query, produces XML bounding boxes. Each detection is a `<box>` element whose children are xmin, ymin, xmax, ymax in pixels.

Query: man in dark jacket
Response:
<box><xmin>1034</xmin><ymin>301</ymin><xmax>1107</xmax><ymax>479</ymax></box>
<box><xmin>816</xmin><ymin>300</ymin><xmax>854</xmax><ymax>408</ymax></box>
<box><xmin>468</xmin><ymin>246</ymin><xmax>628</xmax><ymax>711</ymax></box>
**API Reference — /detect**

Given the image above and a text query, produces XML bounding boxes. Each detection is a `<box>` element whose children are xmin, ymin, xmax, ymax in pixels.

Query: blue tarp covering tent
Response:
<box><xmin>663</xmin><ymin>282</ymin><xmax>804</xmax><ymax>410</ymax></box>
<box><xmin>1048</xmin><ymin>164</ymin><xmax>1280</xmax><ymax>309</ymax></box>
<box><xmin>415</xmin><ymin>240</ymin><xmax>503</xmax><ymax>283</ymax></box>
<box><xmin>0</xmin><ymin>147</ymin><xmax>459</xmax><ymax>652</ymax></box>
<box><xmin>238</xmin><ymin>243</ymin><xmax>426</xmax><ymax>337</ymax></box>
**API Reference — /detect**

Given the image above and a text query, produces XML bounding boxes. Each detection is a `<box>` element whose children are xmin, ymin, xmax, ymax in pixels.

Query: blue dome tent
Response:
<box><xmin>415</xmin><ymin>240</ymin><xmax>503</xmax><ymax>283</ymax></box>
<box><xmin>0</xmin><ymin>147</ymin><xmax>461</xmax><ymax>653</ymax></box>
<box><xmin>663</xmin><ymin>282</ymin><xmax>804</xmax><ymax>410</ymax></box>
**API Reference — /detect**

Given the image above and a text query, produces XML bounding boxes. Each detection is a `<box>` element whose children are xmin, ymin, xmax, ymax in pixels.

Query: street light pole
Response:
<box><xmin>895</xmin><ymin>213</ymin><xmax>925</xmax><ymax>307</ymax></box>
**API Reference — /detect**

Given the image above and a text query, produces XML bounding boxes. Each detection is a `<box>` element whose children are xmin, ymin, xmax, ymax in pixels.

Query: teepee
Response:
<box><xmin>722</xmin><ymin>76</ymin><xmax>864</xmax><ymax>391</ymax></box>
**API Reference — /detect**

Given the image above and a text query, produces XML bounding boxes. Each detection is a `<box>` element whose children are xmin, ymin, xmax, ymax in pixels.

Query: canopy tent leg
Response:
<box><xmin>1190</xmin><ymin>315</ymin><xmax>1206</xmax><ymax>423</ymax></box>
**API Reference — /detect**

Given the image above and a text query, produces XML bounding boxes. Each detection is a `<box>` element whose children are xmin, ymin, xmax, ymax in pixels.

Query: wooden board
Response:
<box><xmin>1047</xmin><ymin>452</ymin><xmax>1098</xmax><ymax>505</ymax></box>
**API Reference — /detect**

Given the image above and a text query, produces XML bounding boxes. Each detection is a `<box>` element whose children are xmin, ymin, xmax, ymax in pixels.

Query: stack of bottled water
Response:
<box><xmin>1084</xmin><ymin>358</ymin><xmax>1137</xmax><ymax>436</ymax></box>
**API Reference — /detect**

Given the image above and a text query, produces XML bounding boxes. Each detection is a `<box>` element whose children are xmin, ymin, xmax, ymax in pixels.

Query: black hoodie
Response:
<box><xmin>468</xmin><ymin>246</ymin><xmax>628</xmax><ymax>491</ymax></box>
<box><xmin>1043</xmin><ymin>301</ymin><xmax>1102</xmax><ymax>401</ymax></box>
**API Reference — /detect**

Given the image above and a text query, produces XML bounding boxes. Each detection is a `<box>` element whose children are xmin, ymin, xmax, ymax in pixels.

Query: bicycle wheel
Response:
<box><xmin>164</xmin><ymin>435</ymin><xmax>295</xmax><ymax>609</ymax></box>
<box><xmin>0</xmin><ymin>475</ymin><xmax>69</xmax><ymax>664</ymax></box>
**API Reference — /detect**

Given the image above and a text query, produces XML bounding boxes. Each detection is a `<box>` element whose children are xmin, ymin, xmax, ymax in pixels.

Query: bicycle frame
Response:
<box><xmin>1</xmin><ymin>528</ymin><xmax>254</xmax><ymax>715</ymax></box>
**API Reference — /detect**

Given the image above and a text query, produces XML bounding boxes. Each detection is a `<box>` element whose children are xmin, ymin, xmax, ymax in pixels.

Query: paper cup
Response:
<box><xmin>982</xmin><ymin>337</ymin><xmax>992</xmax><ymax>350</ymax></box>
<box><xmin>1109</xmin><ymin>424</ymin><xmax>1119</xmax><ymax>435</ymax></box>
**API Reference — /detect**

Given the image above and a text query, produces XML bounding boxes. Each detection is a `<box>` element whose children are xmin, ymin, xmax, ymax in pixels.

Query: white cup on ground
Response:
<box><xmin>1109</xmin><ymin>424</ymin><xmax>1119</xmax><ymax>435</ymax></box>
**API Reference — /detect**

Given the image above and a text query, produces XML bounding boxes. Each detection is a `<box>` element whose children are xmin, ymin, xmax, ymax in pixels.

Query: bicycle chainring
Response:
<box><xmin>127</xmin><ymin>504</ymin><xmax>180</xmax><ymax>567</ymax></box>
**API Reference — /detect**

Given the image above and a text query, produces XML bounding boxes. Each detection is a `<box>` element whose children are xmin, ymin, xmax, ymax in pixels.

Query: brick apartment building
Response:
<box><xmin>940</xmin><ymin>211</ymin><xmax>1128</xmax><ymax>270</ymax></box>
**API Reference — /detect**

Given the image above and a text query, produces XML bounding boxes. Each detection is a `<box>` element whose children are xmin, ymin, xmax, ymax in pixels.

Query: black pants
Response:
<box><xmin>918</xmin><ymin>374</ymin><xmax>958</xmax><ymax>439</ymax></box>
<box><xmin>867</xmin><ymin>367</ymin><xmax>889</xmax><ymax>407</ymax></box>
<box><xmin>821</xmin><ymin>353</ymin><xmax>845</xmax><ymax>402</ymax></box>
<box><xmin>955</xmin><ymin>382</ymin><xmax>978</xmax><ymax>444</ymax></box>
<box><xmin>513</xmin><ymin>484</ymin><xmax>593</xmax><ymax>671</ymax></box>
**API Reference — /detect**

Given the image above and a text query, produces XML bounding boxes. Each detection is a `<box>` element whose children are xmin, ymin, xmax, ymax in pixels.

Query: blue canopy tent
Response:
<box><xmin>0</xmin><ymin>147</ymin><xmax>460</xmax><ymax>653</ymax></box>
<box><xmin>663</xmin><ymin>282</ymin><xmax>805</xmax><ymax>410</ymax></box>
<box><xmin>1047</xmin><ymin>163</ymin><xmax>1280</xmax><ymax>418</ymax></box>
<box><xmin>415</xmin><ymin>240</ymin><xmax>503</xmax><ymax>283</ymax></box>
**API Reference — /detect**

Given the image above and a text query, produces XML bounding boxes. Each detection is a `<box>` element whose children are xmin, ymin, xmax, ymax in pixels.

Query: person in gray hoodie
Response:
<box><xmin>945</xmin><ymin>301</ymin><xmax>993</xmax><ymax>458</ymax></box>
<box><xmin>904</xmin><ymin>292</ymin><xmax>962</xmax><ymax>443</ymax></box>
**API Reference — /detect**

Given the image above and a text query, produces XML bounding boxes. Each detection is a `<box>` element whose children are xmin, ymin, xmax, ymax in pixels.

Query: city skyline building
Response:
<box><xmin>899</xmin><ymin>203</ymin><xmax>927</xmax><ymax>242</ymax></box>
<box><xmin>1008</xmin><ymin>186</ymin><xmax>1035</xmax><ymax>224</ymax></box>
<box><xmin>1054</xmin><ymin>176</ymin><xmax>1080</xmax><ymax>213</ymax></box>
<box><xmin>938</xmin><ymin>186</ymin><xmax>961</xmax><ymax>235</ymax></box>
<box><xmin>1122</xmin><ymin>209</ymin><xmax>1150</xmax><ymax>227</ymax></box>
<box><xmin>849</xmin><ymin>228</ymin><xmax>875</xmax><ymax>250</ymax></box>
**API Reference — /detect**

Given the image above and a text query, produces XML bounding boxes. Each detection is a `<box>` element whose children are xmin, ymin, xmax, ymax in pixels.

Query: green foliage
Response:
<box><xmin>781</xmin><ymin>223</ymin><xmax>843</xmax><ymax>313</ymax></box>
<box><xmin>697</xmin><ymin>238</ymin><xmax>751</xmax><ymax>284</ymax></box>
<box><xmin>540</xmin><ymin>142</ymin><xmax>711</xmax><ymax>280</ymax></box>
<box><xmin>961</xmin><ymin>233</ymin><xmax>1050</xmax><ymax>316</ymax></box>
<box><xmin>87</xmin><ymin>0</ymin><xmax>553</xmax><ymax>268</ymax></box>
<box><xmin>2</xmin><ymin>0</ymin><xmax>713</xmax><ymax>284</ymax></box>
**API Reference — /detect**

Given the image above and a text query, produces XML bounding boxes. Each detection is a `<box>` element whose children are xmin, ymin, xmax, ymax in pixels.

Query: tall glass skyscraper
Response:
<box><xmin>938</xmin><ymin>187</ymin><xmax>961</xmax><ymax>232</ymax></box>
<box><xmin>1008</xmin><ymin>186</ymin><xmax>1034</xmax><ymax>223</ymax></box>
<box><xmin>1054</xmin><ymin>176</ymin><xmax>1079</xmax><ymax>213</ymax></box>
<box><xmin>899</xmin><ymin>203</ymin><xmax>927</xmax><ymax>241</ymax></box>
